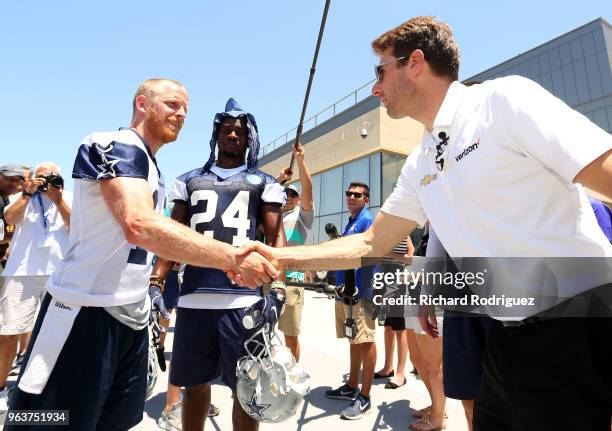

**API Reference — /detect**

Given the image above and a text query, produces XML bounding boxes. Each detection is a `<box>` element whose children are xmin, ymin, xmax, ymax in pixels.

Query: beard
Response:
<box><xmin>146</xmin><ymin>111</ymin><xmax>183</xmax><ymax>144</ymax></box>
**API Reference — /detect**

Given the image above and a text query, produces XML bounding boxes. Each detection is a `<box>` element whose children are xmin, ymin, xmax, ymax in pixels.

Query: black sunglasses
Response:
<box><xmin>345</xmin><ymin>191</ymin><xmax>367</xmax><ymax>199</ymax></box>
<box><xmin>374</xmin><ymin>56</ymin><xmax>407</xmax><ymax>82</ymax></box>
<box><xmin>435</xmin><ymin>132</ymin><xmax>450</xmax><ymax>172</ymax></box>
<box><xmin>285</xmin><ymin>190</ymin><xmax>299</xmax><ymax>198</ymax></box>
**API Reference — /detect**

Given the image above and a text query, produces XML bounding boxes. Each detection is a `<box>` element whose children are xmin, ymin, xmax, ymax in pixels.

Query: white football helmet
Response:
<box><xmin>236</xmin><ymin>324</ymin><xmax>310</xmax><ymax>423</ymax></box>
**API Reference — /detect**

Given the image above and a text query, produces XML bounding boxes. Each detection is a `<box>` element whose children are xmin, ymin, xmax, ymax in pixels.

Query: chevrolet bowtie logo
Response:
<box><xmin>420</xmin><ymin>174</ymin><xmax>437</xmax><ymax>186</ymax></box>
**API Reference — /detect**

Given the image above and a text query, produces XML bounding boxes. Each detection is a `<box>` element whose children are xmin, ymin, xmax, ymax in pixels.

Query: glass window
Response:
<box><xmin>519</xmin><ymin>61</ymin><xmax>530</xmax><ymax>78</ymax></box>
<box><xmin>382</xmin><ymin>152</ymin><xmax>406</xmax><ymax>202</ymax></box>
<box><xmin>548</xmin><ymin>47</ymin><xmax>561</xmax><ymax>70</ymax></box>
<box><xmin>597</xmin><ymin>52</ymin><xmax>612</xmax><ymax>96</ymax></box>
<box><xmin>585</xmin><ymin>55</ymin><xmax>603</xmax><ymax>100</ymax></box>
<box><xmin>342</xmin><ymin>156</ymin><xmax>370</xmax><ymax>212</ymax></box>
<box><xmin>561</xmin><ymin>64</ymin><xmax>578</xmax><ymax>106</ymax></box>
<box><xmin>581</xmin><ymin>32</ymin><xmax>596</xmax><ymax>57</ymax></box>
<box><xmin>370</xmin><ymin>153</ymin><xmax>381</xmax><ymax>207</ymax></box>
<box><xmin>570</xmin><ymin>39</ymin><xmax>583</xmax><ymax>62</ymax></box>
<box><xmin>573</xmin><ymin>59</ymin><xmax>590</xmax><ymax>104</ymax></box>
<box><xmin>551</xmin><ymin>69</ymin><xmax>565</xmax><ymax>99</ymax></box>
<box><xmin>538</xmin><ymin>53</ymin><xmax>550</xmax><ymax>74</ymax></box>
<box><xmin>319</xmin><ymin>166</ymin><xmax>343</xmax><ymax>216</ymax></box>
<box><xmin>341</xmin><ymin>212</ymin><xmax>350</xmax><ymax>233</ymax></box>
<box><xmin>559</xmin><ymin>43</ymin><xmax>572</xmax><ymax>66</ymax></box>
<box><xmin>541</xmin><ymin>72</ymin><xmax>553</xmax><ymax>93</ymax></box>
<box><xmin>593</xmin><ymin>109</ymin><xmax>609</xmax><ymax>132</ymax></box>
<box><xmin>312</xmin><ymin>174</ymin><xmax>321</xmax><ymax>217</ymax></box>
<box><xmin>307</xmin><ymin>217</ymin><xmax>319</xmax><ymax>245</ymax></box>
<box><xmin>318</xmin><ymin>213</ymin><xmax>342</xmax><ymax>243</ymax></box>
<box><xmin>529</xmin><ymin>58</ymin><xmax>540</xmax><ymax>78</ymax></box>
<box><xmin>593</xmin><ymin>28</ymin><xmax>606</xmax><ymax>52</ymax></box>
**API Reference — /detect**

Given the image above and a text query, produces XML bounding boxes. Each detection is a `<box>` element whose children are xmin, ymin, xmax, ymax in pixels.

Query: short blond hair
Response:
<box><xmin>131</xmin><ymin>78</ymin><xmax>185</xmax><ymax>116</ymax></box>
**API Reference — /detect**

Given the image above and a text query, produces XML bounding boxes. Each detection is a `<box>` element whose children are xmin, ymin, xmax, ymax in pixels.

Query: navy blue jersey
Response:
<box><xmin>170</xmin><ymin>165</ymin><xmax>284</xmax><ymax>296</ymax></box>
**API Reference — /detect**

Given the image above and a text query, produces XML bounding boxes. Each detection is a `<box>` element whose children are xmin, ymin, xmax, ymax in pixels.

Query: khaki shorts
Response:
<box><xmin>0</xmin><ymin>275</ymin><xmax>48</xmax><ymax>335</ymax></box>
<box><xmin>278</xmin><ymin>284</ymin><xmax>304</xmax><ymax>337</ymax></box>
<box><xmin>334</xmin><ymin>300</ymin><xmax>376</xmax><ymax>345</ymax></box>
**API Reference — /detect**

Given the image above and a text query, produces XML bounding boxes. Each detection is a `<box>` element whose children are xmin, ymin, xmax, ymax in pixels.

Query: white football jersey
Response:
<box><xmin>47</xmin><ymin>128</ymin><xmax>165</xmax><ymax>307</ymax></box>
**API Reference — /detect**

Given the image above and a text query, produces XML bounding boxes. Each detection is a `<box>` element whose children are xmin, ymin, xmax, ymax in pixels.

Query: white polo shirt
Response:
<box><xmin>382</xmin><ymin>76</ymin><xmax>612</xmax><ymax>258</ymax></box>
<box><xmin>3</xmin><ymin>191</ymin><xmax>72</xmax><ymax>276</ymax></box>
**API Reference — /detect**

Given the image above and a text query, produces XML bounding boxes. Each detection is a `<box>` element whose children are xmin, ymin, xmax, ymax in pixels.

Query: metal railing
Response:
<box><xmin>259</xmin><ymin>79</ymin><xmax>376</xmax><ymax>157</ymax></box>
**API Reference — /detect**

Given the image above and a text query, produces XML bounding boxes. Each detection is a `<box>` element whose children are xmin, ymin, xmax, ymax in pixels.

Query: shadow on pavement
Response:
<box><xmin>371</xmin><ymin>399</ymin><xmax>418</xmax><ymax>430</ymax></box>
<box><xmin>295</xmin><ymin>385</ymin><xmax>350</xmax><ymax>430</ymax></box>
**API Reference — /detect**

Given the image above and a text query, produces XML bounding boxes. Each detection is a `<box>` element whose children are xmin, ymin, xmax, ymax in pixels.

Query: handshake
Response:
<box><xmin>228</xmin><ymin>241</ymin><xmax>281</xmax><ymax>288</ymax></box>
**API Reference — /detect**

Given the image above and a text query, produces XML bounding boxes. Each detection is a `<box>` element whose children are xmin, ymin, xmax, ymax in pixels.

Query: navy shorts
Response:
<box><xmin>170</xmin><ymin>307</ymin><xmax>256</xmax><ymax>392</ymax></box>
<box><xmin>442</xmin><ymin>311</ymin><xmax>492</xmax><ymax>400</ymax></box>
<box><xmin>161</xmin><ymin>270</ymin><xmax>180</xmax><ymax>309</ymax></box>
<box><xmin>7</xmin><ymin>293</ymin><xmax>148</xmax><ymax>431</ymax></box>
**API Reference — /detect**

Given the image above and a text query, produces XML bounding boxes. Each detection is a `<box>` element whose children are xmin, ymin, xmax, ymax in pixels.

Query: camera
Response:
<box><xmin>37</xmin><ymin>173</ymin><xmax>64</xmax><ymax>192</ymax></box>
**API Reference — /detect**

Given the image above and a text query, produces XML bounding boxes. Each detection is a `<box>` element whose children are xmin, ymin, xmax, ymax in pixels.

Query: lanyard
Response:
<box><xmin>35</xmin><ymin>193</ymin><xmax>52</xmax><ymax>235</ymax></box>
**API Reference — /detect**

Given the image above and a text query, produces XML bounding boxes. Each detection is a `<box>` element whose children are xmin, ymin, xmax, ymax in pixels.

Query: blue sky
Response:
<box><xmin>1</xmin><ymin>1</ymin><xmax>610</xmax><ymax>188</ymax></box>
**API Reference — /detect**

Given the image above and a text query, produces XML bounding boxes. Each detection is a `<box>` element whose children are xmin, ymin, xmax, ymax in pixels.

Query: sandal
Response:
<box><xmin>374</xmin><ymin>370</ymin><xmax>395</xmax><ymax>379</ymax></box>
<box><xmin>408</xmin><ymin>417</ymin><xmax>446</xmax><ymax>431</ymax></box>
<box><xmin>385</xmin><ymin>377</ymin><xmax>407</xmax><ymax>389</ymax></box>
<box><xmin>411</xmin><ymin>407</ymin><xmax>447</xmax><ymax>419</ymax></box>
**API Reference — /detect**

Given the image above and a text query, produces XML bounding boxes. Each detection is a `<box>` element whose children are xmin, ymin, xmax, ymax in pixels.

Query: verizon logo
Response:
<box><xmin>455</xmin><ymin>139</ymin><xmax>480</xmax><ymax>162</ymax></box>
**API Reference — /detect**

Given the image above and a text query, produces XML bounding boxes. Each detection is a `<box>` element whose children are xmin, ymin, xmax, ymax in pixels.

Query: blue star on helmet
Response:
<box><xmin>244</xmin><ymin>390</ymin><xmax>271</xmax><ymax>420</ymax></box>
<box><xmin>95</xmin><ymin>144</ymin><xmax>121</xmax><ymax>179</ymax></box>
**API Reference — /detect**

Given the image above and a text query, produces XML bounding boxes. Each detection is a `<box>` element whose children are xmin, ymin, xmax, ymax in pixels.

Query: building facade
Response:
<box><xmin>259</xmin><ymin>18</ymin><xmax>612</xmax><ymax>243</ymax></box>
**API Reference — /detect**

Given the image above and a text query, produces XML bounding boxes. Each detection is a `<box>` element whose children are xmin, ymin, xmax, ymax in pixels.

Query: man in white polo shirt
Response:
<box><xmin>236</xmin><ymin>16</ymin><xmax>612</xmax><ymax>431</ymax></box>
<box><xmin>0</xmin><ymin>161</ymin><xmax>71</xmax><ymax>413</ymax></box>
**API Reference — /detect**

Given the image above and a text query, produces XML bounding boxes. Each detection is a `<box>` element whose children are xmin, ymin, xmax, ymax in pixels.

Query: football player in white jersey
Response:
<box><xmin>6</xmin><ymin>79</ymin><xmax>277</xmax><ymax>431</ymax></box>
<box><xmin>151</xmin><ymin>98</ymin><xmax>286</xmax><ymax>431</ymax></box>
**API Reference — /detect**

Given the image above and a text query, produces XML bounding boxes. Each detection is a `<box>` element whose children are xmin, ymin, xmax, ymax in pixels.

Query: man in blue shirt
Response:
<box><xmin>325</xmin><ymin>181</ymin><xmax>376</xmax><ymax>420</ymax></box>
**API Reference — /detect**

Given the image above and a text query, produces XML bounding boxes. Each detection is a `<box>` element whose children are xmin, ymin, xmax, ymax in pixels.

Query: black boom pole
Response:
<box><xmin>283</xmin><ymin>0</ymin><xmax>331</xmax><ymax>184</ymax></box>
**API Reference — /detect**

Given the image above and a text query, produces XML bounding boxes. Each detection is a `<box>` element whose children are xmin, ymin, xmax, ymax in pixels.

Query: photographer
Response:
<box><xmin>0</xmin><ymin>161</ymin><xmax>71</xmax><ymax>412</ymax></box>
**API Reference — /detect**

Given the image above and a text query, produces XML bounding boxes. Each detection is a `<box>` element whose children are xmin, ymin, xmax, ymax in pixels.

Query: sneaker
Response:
<box><xmin>208</xmin><ymin>403</ymin><xmax>220</xmax><ymax>417</ymax></box>
<box><xmin>340</xmin><ymin>394</ymin><xmax>372</xmax><ymax>420</ymax></box>
<box><xmin>9</xmin><ymin>353</ymin><xmax>25</xmax><ymax>376</ymax></box>
<box><xmin>325</xmin><ymin>384</ymin><xmax>359</xmax><ymax>400</ymax></box>
<box><xmin>0</xmin><ymin>388</ymin><xmax>9</xmax><ymax>413</ymax></box>
<box><xmin>155</xmin><ymin>347</ymin><xmax>166</xmax><ymax>372</ymax></box>
<box><xmin>157</xmin><ymin>402</ymin><xmax>182</xmax><ymax>431</ymax></box>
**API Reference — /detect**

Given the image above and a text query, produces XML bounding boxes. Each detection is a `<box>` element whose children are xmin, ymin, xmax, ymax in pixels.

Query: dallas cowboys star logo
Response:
<box><xmin>243</xmin><ymin>390</ymin><xmax>271</xmax><ymax>420</ymax></box>
<box><xmin>95</xmin><ymin>144</ymin><xmax>120</xmax><ymax>179</ymax></box>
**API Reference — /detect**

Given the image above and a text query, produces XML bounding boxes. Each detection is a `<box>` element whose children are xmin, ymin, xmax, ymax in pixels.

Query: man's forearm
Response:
<box><xmin>275</xmin><ymin>233</ymin><xmax>372</xmax><ymax>271</ymax></box>
<box><xmin>3</xmin><ymin>195</ymin><xmax>29</xmax><ymax>226</ymax></box>
<box><xmin>129</xmin><ymin>213</ymin><xmax>238</xmax><ymax>272</ymax></box>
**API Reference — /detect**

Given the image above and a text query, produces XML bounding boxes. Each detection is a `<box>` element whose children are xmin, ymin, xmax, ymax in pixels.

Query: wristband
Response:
<box><xmin>22</xmin><ymin>191</ymin><xmax>33</xmax><ymax>197</ymax></box>
<box><xmin>149</xmin><ymin>276</ymin><xmax>166</xmax><ymax>290</ymax></box>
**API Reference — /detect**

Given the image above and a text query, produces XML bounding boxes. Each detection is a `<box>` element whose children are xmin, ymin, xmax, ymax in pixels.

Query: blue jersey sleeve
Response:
<box><xmin>73</xmin><ymin>140</ymin><xmax>149</xmax><ymax>180</ymax></box>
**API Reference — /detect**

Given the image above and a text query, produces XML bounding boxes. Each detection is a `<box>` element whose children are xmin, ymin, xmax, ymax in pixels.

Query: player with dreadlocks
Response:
<box><xmin>150</xmin><ymin>98</ymin><xmax>286</xmax><ymax>431</ymax></box>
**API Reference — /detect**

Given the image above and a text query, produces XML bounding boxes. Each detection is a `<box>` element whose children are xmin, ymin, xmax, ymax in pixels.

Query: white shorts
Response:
<box><xmin>0</xmin><ymin>275</ymin><xmax>48</xmax><ymax>335</ymax></box>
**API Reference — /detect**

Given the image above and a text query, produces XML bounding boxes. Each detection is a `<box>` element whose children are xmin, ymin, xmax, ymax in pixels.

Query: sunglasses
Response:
<box><xmin>345</xmin><ymin>191</ymin><xmax>367</xmax><ymax>199</ymax></box>
<box><xmin>375</xmin><ymin>56</ymin><xmax>407</xmax><ymax>82</ymax></box>
<box><xmin>285</xmin><ymin>190</ymin><xmax>299</xmax><ymax>198</ymax></box>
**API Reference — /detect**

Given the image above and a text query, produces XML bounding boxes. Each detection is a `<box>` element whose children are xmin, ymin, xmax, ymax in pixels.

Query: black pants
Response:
<box><xmin>7</xmin><ymin>294</ymin><xmax>148</xmax><ymax>431</ymax></box>
<box><xmin>474</xmin><ymin>318</ymin><xmax>612</xmax><ymax>431</ymax></box>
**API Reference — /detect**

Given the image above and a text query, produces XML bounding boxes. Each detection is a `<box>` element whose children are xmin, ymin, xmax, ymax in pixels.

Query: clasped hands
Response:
<box><xmin>227</xmin><ymin>241</ymin><xmax>280</xmax><ymax>288</ymax></box>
